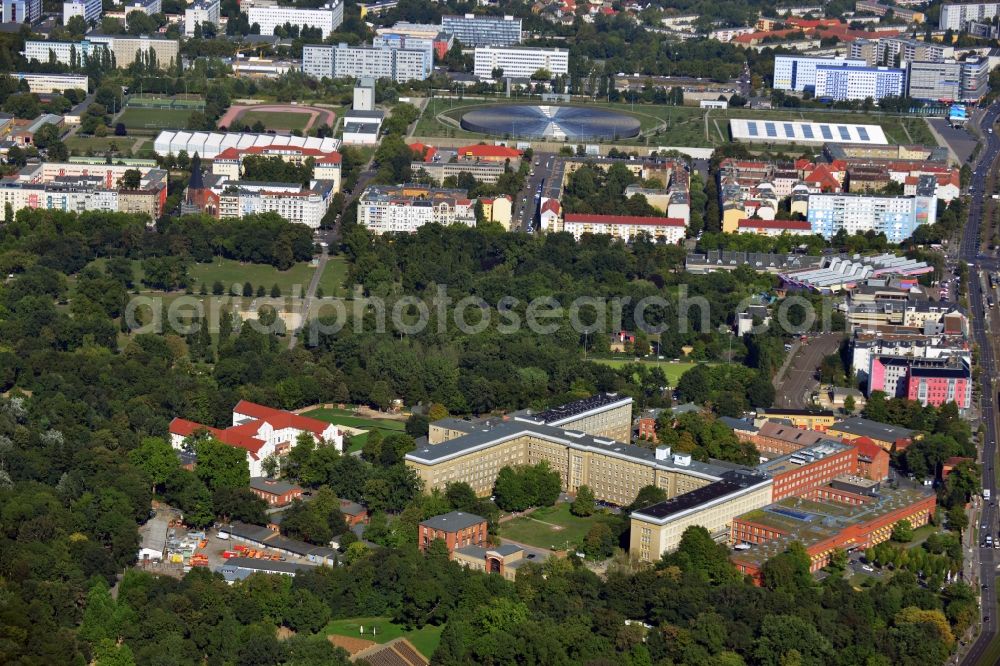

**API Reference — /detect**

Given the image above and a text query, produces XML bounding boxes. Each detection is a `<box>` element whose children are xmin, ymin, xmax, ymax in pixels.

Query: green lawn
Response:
<box><xmin>65</xmin><ymin>136</ymin><xmax>140</xmax><ymax>155</ymax></box>
<box><xmin>237</xmin><ymin>110</ymin><xmax>311</xmax><ymax>132</ymax></box>
<box><xmin>118</xmin><ymin>107</ymin><xmax>196</xmax><ymax>131</ymax></box>
<box><xmin>323</xmin><ymin>616</ymin><xmax>443</xmax><ymax>659</ymax></box>
<box><xmin>187</xmin><ymin>259</ymin><xmax>317</xmax><ymax>297</ymax></box>
<box><xmin>302</xmin><ymin>407</ymin><xmax>407</xmax><ymax>453</ymax></box>
<box><xmin>499</xmin><ymin>502</ymin><xmax>617</xmax><ymax>551</ymax></box>
<box><xmin>590</xmin><ymin>359</ymin><xmax>712</xmax><ymax>385</ymax></box>
<box><xmin>318</xmin><ymin>255</ymin><xmax>350</xmax><ymax>297</ymax></box>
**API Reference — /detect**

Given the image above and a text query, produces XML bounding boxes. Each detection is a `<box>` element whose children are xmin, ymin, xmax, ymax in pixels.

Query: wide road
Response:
<box><xmin>958</xmin><ymin>99</ymin><xmax>1000</xmax><ymax>666</ymax></box>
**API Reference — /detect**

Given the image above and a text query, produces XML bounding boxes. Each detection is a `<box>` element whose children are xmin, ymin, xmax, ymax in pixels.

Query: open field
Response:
<box><xmin>237</xmin><ymin>110</ymin><xmax>311</xmax><ymax>132</ymax></box>
<box><xmin>324</xmin><ymin>616</ymin><xmax>443</xmax><ymax>659</ymax></box>
<box><xmin>499</xmin><ymin>502</ymin><xmax>618</xmax><ymax>551</ymax></box>
<box><xmin>318</xmin><ymin>255</ymin><xmax>350</xmax><ymax>297</ymax></box>
<box><xmin>118</xmin><ymin>107</ymin><xmax>197</xmax><ymax>131</ymax></box>
<box><xmin>187</xmin><ymin>259</ymin><xmax>317</xmax><ymax>296</ymax></box>
<box><xmin>414</xmin><ymin>97</ymin><xmax>937</xmax><ymax>147</ymax></box>
<box><xmin>127</xmin><ymin>94</ymin><xmax>205</xmax><ymax>110</ymax></box>
<box><xmin>65</xmin><ymin>136</ymin><xmax>142</xmax><ymax>155</ymax></box>
<box><xmin>590</xmin><ymin>359</ymin><xmax>712</xmax><ymax>385</ymax></box>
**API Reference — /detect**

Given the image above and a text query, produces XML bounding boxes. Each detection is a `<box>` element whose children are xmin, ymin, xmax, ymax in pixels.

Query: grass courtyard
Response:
<box><xmin>65</xmin><ymin>136</ymin><xmax>142</xmax><ymax>155</ymax></box>
<box><xmin>323</xmin><ymin>616</ymin><xmax>443</xmax><ymax>659</ymax></box>
<box><xmin>302</xmin><ymin>407</ymin><xmax>407</xmax><ymax>452</ymax></box>
<box><xmin>118</xmin><ymin>107</ymin><xmax>197</xmax><ymax>131</ymax></box>
<box><xmin>590</xmin><ymin>359</ymin><xmax>713</xmax><ymax>385</ymax></box>
<box><xmin>499</xmin><ymin>502</ymin><xmax>619</xmax><ymax>551</ymax></box>
<box><xmin>236</xmin><ymin>110</ymin><xmax>311</xmax><ymax>132</ymax></box>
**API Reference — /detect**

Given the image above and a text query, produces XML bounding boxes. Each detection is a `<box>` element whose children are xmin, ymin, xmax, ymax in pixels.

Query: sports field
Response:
<box><xmin>324</xmin><ymin>617</ymin><xmax>443</xmax><ymax>659</ymax></box>
<box><xmin>127</xmin><ymin>95</ymin><xmax>205</xmax><ymax>110</ymax></box>
<box><xmin>236</xmin><ymin>110</ymin><xmax>311</xmax><ymax>132</ymax></box>
<box><xmin>65</xmin><ymin>136</ymin><xmax>140</xmax><ymax>155</ymax></box>
<box><xmin>118</xmin><ymin>107</ymin><xmax>196</xmax><ymax>131</ymax></box>
<box><xmin>499</xmin><ymin>503</ymin><xmax>619</xmax><ymax>551</ymax></box>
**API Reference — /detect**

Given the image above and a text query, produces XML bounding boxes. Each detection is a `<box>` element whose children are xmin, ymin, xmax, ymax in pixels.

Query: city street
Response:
<box><xmin>956</xmin><ymin>98</ymin><xmax>1000</xmax><ymax>666</ymax></box>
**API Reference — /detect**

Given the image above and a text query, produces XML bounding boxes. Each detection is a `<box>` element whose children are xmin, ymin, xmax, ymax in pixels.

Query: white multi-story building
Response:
<box><xmin>63</xmin><ymin>0</ymin><xmax>100</xmax><ymax>24</ymax></box>
<box><xmin>806</xmin><ymin>193</ymin><xmax>937</xmax><ymax>243</ymax></box>
<box><xmin>302</xmin><ymin>43</ymin><xmax>428</xmax><ymax>82</ymax></box>
<box><xmin>960</xmin><ymin>55</ymin><xmax>991</xmax><ymax>102</ymax></box>
<box><xmin>772</xmin><ymin>55</ymin><xmax>867</xmax><ymax>92</ymax></box>
<box><xmin>441</xmin><ymin>14</ymin><xmax>521</xmax><ymax>46</ymax></box>
<box><xmin>211</xmin><ymin>144</ymin><xmax>341</xmax><ymax>193</ymax></box>
<box><xmin>814</xmin><ymin>65</ymin><xmax>905</xmax><ymax>101</ymax></box>
<box><xmin>359</xmin><ymin>185</ymin><xmax>476</xmax><ymax>234</ymax></box>
<box><xmin>247</xmin><ymin>1</ymin><xmax>343</xmax><ymax>38</ymax></box>
<box><xmin>372</xmin><ymin>33</ymin><xmax>433</xmax><ymax>76</ymax></box>
<box><xmin>170</xmin><ymin>401</ymin><xmax>343</xmax><ymax>478</ymax></box>
<box><xmin>473</xmin><ymin>46</ymin><xmax>568</xmax><ymax>79</ymax></box>
<box><xmin>120</xmin><ymin>0</ymin><xmax>160</xmax><ymax>22</ymax></box>
<box><xmin>561</xmin><ymin>213</ymin><xmax>687</xmax><ymax>244</ymax></box>
<box><xmin>210</xmin><ymin>179</ymin><xmax>334</xmax><ymax>228</ymax></box>
<box><xmin>22</xmin><ymin>39</ymin><xmax>108</xmax><ymax>65</ymax></box>
<box><xmin>2</xmin><ymin>0</ymin><xmax>41</xmax><ymax>24</ymax></box>
<box><xmin>185</xmin><ymin>0</ymin><xmax>220</xmax><ymax>36</ymax></box>
<box><xmin>13</xmin><ymin>72</ymin><xmax>88</xmax><ymax>93</ymax></box>
<box><xmin>88</xmin><ymin>35</ymin><xmax>180</xmax><ymax>68</ymax></box>
<box><xmin>939</xmin><ymin>1</ymin><xmax>1000</xmax><ymax>30</ymax></box>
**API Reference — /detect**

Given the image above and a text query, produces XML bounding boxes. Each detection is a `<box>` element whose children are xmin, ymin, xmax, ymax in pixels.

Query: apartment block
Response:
<box><xmin>806</xmin><ymin>193</ymin><xmax>936</xmax><ymax>242</ymax></box>
<box><xmin>814</xmin><ymin>65</ymin><xmax>905</xmax><ymax>101</ymax></box>
<box><xmin>22</xmin><ymin>39</ymin><xmax>109</xmax><ymax>65</ymax></box>
<box><xmin>185</xmin><ymin>0</ymin><xmax>220</xmax><ymax>36</ymax></box>
<box><xmin>247</xmin><ymin>1</ymin><xmax>343</xmax><ymax>38</ymax></box>
<box><xmin>2</xmin><ymin>0</ymin><xmax>41</xmax><ymax>24</ymax></box>
<box><xmin>12</xmin><ymin>72</ymin><xmax>88</xmax><ymax>94</ymax></box>
<box><xmin>630</xmin><ymin>470</ymin><xmax>774</xmax><ymax>561</ymax></box>
<box><xmin>372</xmin><ymin>33</ymin><xmax>434</xmax><ymax>75</ymax></box>
<box><xmin>855</xmin><ymin>0</ymin><xmax>925</xmax><ymax>21</ymax></box>
<box><xmin>960</xmin><ymin>55</ymin><xmax>990</xmax><ymax>102</ymax></box>
<box><xmin>88</xmin><ymin>35</ymin><xmax>180</xmax><ymax>68</ymax></box>
<box><xmin>211</xmin><ymin>179</ymin><xmax>335</xmax><ymax>228</ymax></box>
<box><xmin>939</xmin><ymin>1</ymin><xmax>1000</xmax><ymax>30</ymax></box>
<box><xmin>302</xmin><ymin>43</ymin><xmax>429</xmax><ymax>82</ymax></box>
<box><xmin>0</xmin><ymin>162</ymin><xmax>167</xmax><ymax>220</ymax></box>
<box><xmin>358</xmin><ymin>184</ymin><xmax>476</xmax><ymax>234</ymax></box>
<box><xmin>907</xmin><ymin>60</ymin><xmax>963</xmax><ymax>100</ymax></box>
<box><xmin>561</xmin><ymin>213</ymin><xmax>687</xmax><ymax>244</ymax></box>
<box><xmin>441</xmin><ymin>13</ymin><xmax>521</xmax><ymax>47</ymax></box>
<box><xmin>377</xmin><ymin>22</ymin><xmax>453</xmax><ymax>59</ymax></box>
<box><xmin>850</xmin><ymin>37</ymin><xmax>949</xmax><ymax>66</ymax></box>
<box><xmin>63</xmin><ymin>0</ymin><xmax>101</xmax><ymax>24</ymax></box>
<box><xmin>473</xmin><ymin>46</ymin><xmax>569</xmax><ymax>79</ymax></box>
<box><xmin>772</xmin><ymin>55</ymin><xmax>867</xmax><ymax>92</ymax></box>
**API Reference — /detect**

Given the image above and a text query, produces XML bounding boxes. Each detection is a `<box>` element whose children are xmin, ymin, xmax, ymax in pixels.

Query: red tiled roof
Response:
<box><xmin>456</xmin><ymin>144</ymin><xmax>522</xmax><ymax>158</ymax></box>
<box><xmin>541</xmin><ymin>198</ymin><xmax>561</xmax><ymax>214</ymax></box>
<box><xmin>803</xmin><ymin>164</ymin><xmax>841</xmax><ymax>192</ymax></box>
<box><xmin>233</xmin><ymin>400</ymin><xmax>333</xmax><ymax>437</ymax></box>
<box><xmin>169</xmin><ymin>417</ymin><xmax>266</xmax><ymax>458</ymax></box>
<box><xmin>739</xmin><ymin>219</ymin><xmax>812</xmax><ymax>230</ymax></box>
<box><xmin>564</xmin><ymin>213</ymin><xmax>686</xmax><ymax>227</ymax></box>
<box><xmin>409</xmin><ymin>142</ymin><xmax>437</xmax><ymax>162</ymax></box>
<box><xmin>213</xmin><ymin>145</ymin><xmax>342</xmax><ymax>164</ymax></box>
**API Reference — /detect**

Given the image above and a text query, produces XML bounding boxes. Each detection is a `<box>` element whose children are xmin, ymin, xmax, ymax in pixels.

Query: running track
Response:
<box><xmin>217</xmin><ymin>104</ymin><xmax>337</xmax><ymax>132</ymax></box>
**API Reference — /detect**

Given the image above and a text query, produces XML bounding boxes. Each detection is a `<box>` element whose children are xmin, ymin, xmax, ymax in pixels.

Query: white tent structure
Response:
<box><xmin>153</xmin><ymin>131</ymin><xmax>341</xmax><ymax>159</ymax></box>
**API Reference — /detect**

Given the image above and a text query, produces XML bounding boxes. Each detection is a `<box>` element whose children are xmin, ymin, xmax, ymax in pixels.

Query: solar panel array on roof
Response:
<box><xmin>820</xmin><ymin>125</ymin><xmax>833</xmax><ymax>140</ymax></box>
<box><xmin>802</xmin><ymin>125</ymin><xmax>813</xmax><ymax>139</ymax></box>
<box><xmin>765</xmin><ymin>122</ymin><xmax>777</xmax><ymax>137</ymax></box>
<box><xmin>748</xmin><ymin>121</ymin><xmax>758</xmax><ymax>136</ymax></box>
<box><xmin>838</xmin><ymin>126</ymin><xmax>850</xmax><ymax>140</ymax></box>
<box><xmin>857</xmin><ymin>127</ymin><xmax>869</xmax><ymax>141</ymax></box>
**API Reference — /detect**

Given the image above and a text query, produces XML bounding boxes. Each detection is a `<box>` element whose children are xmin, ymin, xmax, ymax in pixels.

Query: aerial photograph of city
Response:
<box><xmin>3</xmin><ymin>0</ymin><xmax>1000</xmax><ymax>663</ymax></box>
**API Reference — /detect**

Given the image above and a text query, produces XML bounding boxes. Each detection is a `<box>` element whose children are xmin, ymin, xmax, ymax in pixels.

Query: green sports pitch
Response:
<box><xmin>118</xmin><ymin>107</ymin><xmax>197</xmax><ymax>131</ymax></box>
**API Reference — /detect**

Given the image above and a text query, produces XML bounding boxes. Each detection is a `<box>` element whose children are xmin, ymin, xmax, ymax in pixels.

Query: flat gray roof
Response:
<box><xmin>831</xmin><ymin>417</ymin><xmax>916</xmax><ymax>441</ymax></box>
<box><xmin>421</xmin><ymin>511</ymin><xmax>485</xmax><ymax>532</ymax></box>
<box><xmin>406</xmin><ymin>418</ymin><xmax>732</xmax><ymax>481</ymax></box>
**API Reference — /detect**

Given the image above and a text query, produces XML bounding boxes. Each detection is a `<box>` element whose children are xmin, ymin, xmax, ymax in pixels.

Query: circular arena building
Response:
<box><xmin>460</xmin><ymin>105</ymin><xmax>641</xmax><ymax>141</ymax></box>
